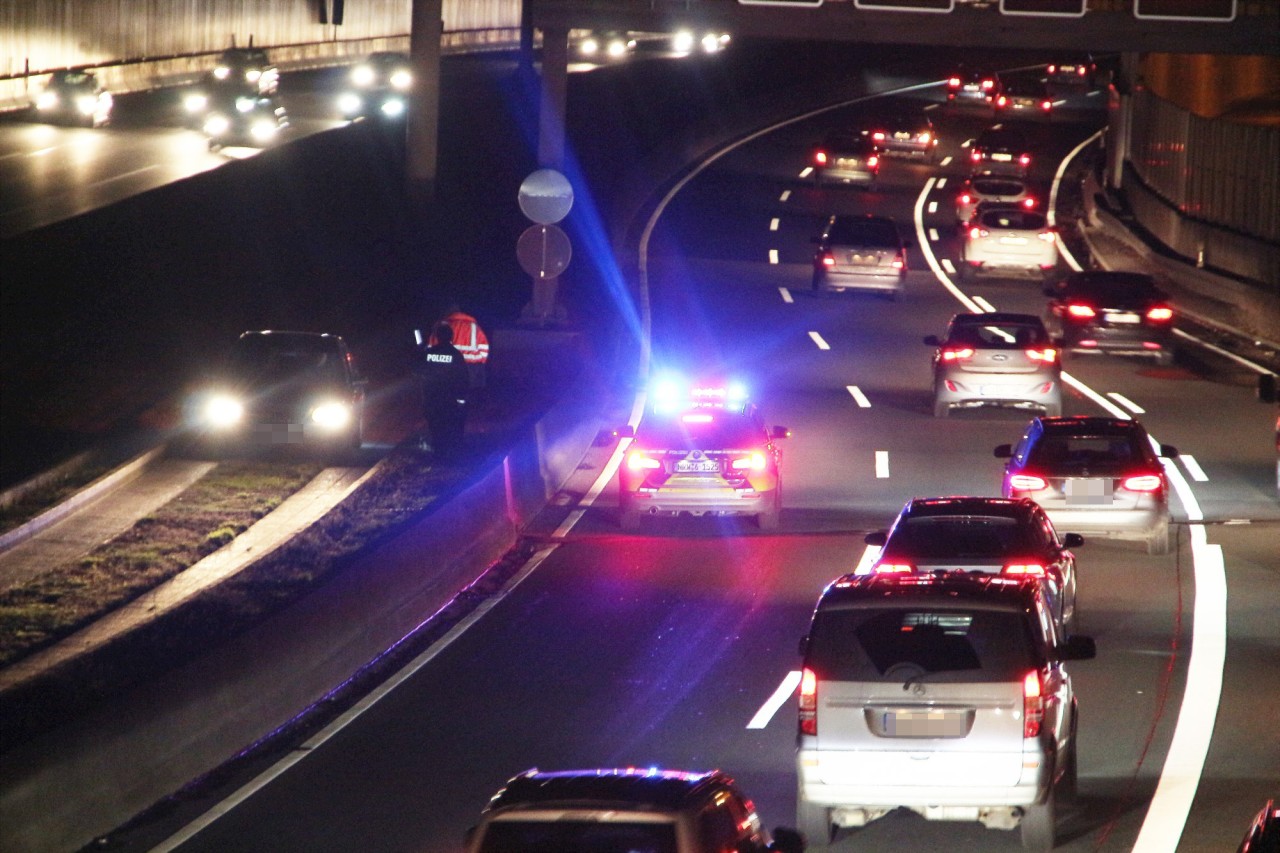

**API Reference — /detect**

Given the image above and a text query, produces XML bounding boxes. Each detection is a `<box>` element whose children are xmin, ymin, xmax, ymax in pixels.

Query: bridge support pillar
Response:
<box><xmin>1106</xmin><ymin>51</ymin><xmax>1140</xmax><ymax>192</ymax></box>
<box><xmin>407</xmin><ymin>0</ymin><xmax>443</xmax><ymax>207</ymax></box>
<box><xmin>537</xmin><ymin>26</ymin><xmax>569</xmax><ymax>170</ymax></box>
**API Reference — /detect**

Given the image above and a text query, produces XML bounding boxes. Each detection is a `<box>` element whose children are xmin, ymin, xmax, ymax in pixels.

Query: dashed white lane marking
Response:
<box><xmin>779</xmin><ymin>190</ymin><xmax>792</xmax><ymax>202</ymax></box>
<box><xmin>928</xmin><ymin>201</ymin><xmax>938</xmax><ymax>214</ymax></box>
<box><xmin>936</xmin><ymin>177</ymin><xmax>947</xmax><ymax>189</ymax></box>
<box><xmin>770</xmin><ymin>217</ymin><xmax>780</xmax><ymax>231</ymax></box>
<box><xmin>1107</xmin><ymin>391</ymin><xmax>1146</xmax><ymax>414</ymax></box>
<box><xmin>974</xmin><ymin>295</ymin><xmax>997</xmax><ymax>313</ymax></box>
<box><xmin>941</xmin><ymin>258</ymin><xmax>956</xmax><ymax>274</ymax></box>
<box><xmin>747</xmin><ymin>670</ymin><xmax>801</xmax><ymax>729</ymax></box>
<box><xmin>1180</xmin><ymin>454</ymin><xmax>1209</xmax><ymax>482</ymax></box>
<box><xmin>779</xmin><ymin>287</ymin><xmax>794</xmax><ymax>304</ymax></box>
<box><xmin>847</xmin><ymin>386</ymin><xmax>871</xmax><ymax>408</ymax></box>
<box><xmin>875</xmin><ymin>450</ymin><xmax>890</xmax><ymax>479</ymax></box>
<box><xmin>798</xmin><ymin>167</ymin><xmax>812</xmax><ymax>180</ymax></box>
<box><xmin>808</xmin><ymin>331</ymin><xmax>831</xmax><ymax>350</ymax></box>
<box><xmin>854</xmin><ymin>543</ymin><xmax>882</xmax><ymax>576</ymax></box>
<box><xmin>769</xmin><ymin>248</ymin><xmax>779</xmax><ymax>264</ymax></box>
<box><xmin>939</xmin><ymin>157</ymin><xmax>952</xmax><ymax>168</ymax></box>
<box><xmin>928</xmin><ymin>227</ymin><xmax>940</xmax><ymax>241</ymax></box>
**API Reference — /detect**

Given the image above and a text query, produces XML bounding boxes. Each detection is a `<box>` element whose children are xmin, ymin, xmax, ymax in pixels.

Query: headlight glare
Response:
<box><xmin>311</xmin><ymin>402</ymin><xmax>352</xmax><ymax>430</ymax></box>
<box><xmin>205</xmin><ymin>395</ymin><xmax>243</xmax><ymax>428</ymax></box>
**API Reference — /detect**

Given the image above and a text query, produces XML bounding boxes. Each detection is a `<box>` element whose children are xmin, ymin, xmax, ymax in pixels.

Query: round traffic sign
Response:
<box><xmin>518</xmin><ymin>169</ymin><xmax>574</xmax><ymax>225</ymax></box>
<box><xmin>516</xmin><ymin>224</ymin><xmax>572</xmax><ymax>279</ymax></box>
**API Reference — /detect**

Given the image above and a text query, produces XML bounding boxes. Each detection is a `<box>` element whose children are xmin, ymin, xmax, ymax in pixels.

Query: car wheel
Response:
<box><xmin>797</xmin><ymin>795</ymin><xmax>833</xmax><ymax>849</ymax></box>
<box><xmin>758</xmin><ymin>487</ymin><xmax>781</xmax><ymax>530</ymax></box>
<box><xmin>1060</xmin><ymin>716</ymin><xmax>1080</xmax><ymax>803</ymax></box>
<box><xmin>1019</xmin><ymin>788</ymin><xmax>1056</xmax><ymax>851</ymax></box>
<box><xmin>1147</xmin><ymin>520</ymin><xmax>1171</xmax><ymax>555</ymax></box>
<box><xmin>933</xmin><ymin>397</ymin><xmax>950</xmax><ymax>418</ymax></box>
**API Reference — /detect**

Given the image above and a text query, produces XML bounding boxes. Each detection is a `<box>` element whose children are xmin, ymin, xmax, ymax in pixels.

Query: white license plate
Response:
<box><xmin>883</xmin><ymin>709</ymin><xmax>969</xmax><ymax>738</ymax></box>
<box><xmin>979</xmin><ymin>386</ymin><xmax>1008</xmax><ymax>396</ymax></box>
<box><xmin>1105</xmin><ymin>312</ymin><xmax>1140</xmax><ymax>324</ymax></box>
<box><xmin>999</xmin><ymin>236</ymin><xmax>1028</xmax><ymax>245</ymax></box>
<box><xmin>991</xmin><ymin>152</ymin><xmax>1013</xmax><ymax>161</ymax></box>
<box><xmin>675</xmin><ymin>459</ymin><xmax>720</xmax><ymax>473</ymax></box>
<box><xmin>894</xmin><ymin>132</ymin><xmax>911</xmax><ymax>140</ymax></box>
<box><xmin>1065</xmin><ymin>478</ymin><xmax>1114</xmax><ymax>505</ymax></box>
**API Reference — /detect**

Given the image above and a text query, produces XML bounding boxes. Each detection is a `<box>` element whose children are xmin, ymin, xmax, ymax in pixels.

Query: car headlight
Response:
<box><xmin>75</xmin><ymin>94</ymin><xmax>98</xmax><ymax>115</ymax></box>
<box><xmin>311</xmin><ymin>401</ymin><xmax>352</xmax><ymax>430</ymax></box>
<box><xmin>672</xmin><ymin>30</ymin><xmax>695</xmax><ymax>53</ymax></box>
<box><xmin>213</xmin><ymin>65</ymin><xmax>231</xmax><ymax>80</ymax></box>
<box><xmin>36</xmin><ymin>91</ymin><xmax>59</xmax><ymax>110</ymax></box>
<box><xmin>337</xmin><ymin>92</ymin><xmax>363</xmax><ymax>115</ymax></box>
<box><xmin>606</xmin><ymin>39</ymin><xmax>627</xmax><ymax>58</ymax></box>
<box><xmin>184</xmin><ymin>92</ymin><xmax>208</xmax><ymax>113</ymax></box>
<box><xmin>579</xmin><ymin>37</ymin><xmax>599</xmax><ymax>56</ymax></box>
<box><xmin>380</xmin><ymin>97</ymin><xmax>405</xmax><ymax>117</ymax></box>
<box><xmin>204</xmin><ymin>394</ymin><xmax>244</xmax><ymax>428</ymax></box>
<box><xmin>249</xmin><ymin>119</ymin><xmax>278</xmax><ymax>142</ymax></box>
<box><xmin>245</xmin><ymin>69</ymin><xmax>262</xmax><ymax>83</ymax></box>
<box><xmin>235</xmin><ymin>97</ymin><xmax>257</xmax><ymax>113</ymax></box>
<box><xmin>351</xmin><ymin>65</ymin><xmax>375</xmax><ymax>87</ymax></box>
<box><xmin>389</xmin><ymin>70</ymin><xmax>412</xmax><ymax>90</ymax></box>
<box><xmin>203</xmin><ymin>114</ymin><xmax>230</xmax><ymax>136</ymax></box>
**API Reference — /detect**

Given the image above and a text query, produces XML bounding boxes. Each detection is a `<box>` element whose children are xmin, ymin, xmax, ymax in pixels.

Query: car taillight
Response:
<box><xmin>626</xmin><ymin>450</ymin><xmax>662</xmax><ymax>471</ymax></box>
<box><xmin>1066</xmin><ymin>303</ymin><xmax>1097</xmax><ymax>319</ymax></box>
<box><xmin>1122</xmin><ymin>473</ymin><xmax>1164</xmax><ymax>492</ymax></box>
<box><xmin>1023</xmin><ymin>197</ymin><xmax>1037</xmax><ymax>208</ymax></box>
<box><xmin>1146</xmin><ymin>306</ymin><xmax>1174</xmax><ymax>322</ymax></box>
<box><xmin>1023</xmin><ymin>671</ymin><xmax>1044</xmax><ymax>738</ymax></box>
<box><xmin>948</xmin><ymin>76</ymin><xmax>961</xmax><ymax>87</ymax></box>
<box><xmin>1041</xmin><ymin>100</ymin><xmax>1053</xmax><ymax>111</ymax></box>
<box><xmin>959</xmin><ymin>192</ymin><xmax>972</xmax><ymax>205</ymax></box>
<box><xmin>968</xmin><ymin>226</ymin><xmax>989</xmax><ymax>239</ymax></box>
<box><xmin>1047</xmin><ymin>64</ymin><xmax>1058</xmax><ymax>74</ymax></box>
<box><xmin>891</xmin><ymin>252</ymin><xmax>905</xmax><ymax>270</ymax></box>
<box><xmin>1077</xmin><ymin>66</ymin><xmax>1087</xmax><ymax>76</ymax></box>
<box><xmin>997</xmin><ymin>95</ymin><xmax>1008</xmax><ymax>107</ymax></box>
<box><xmin>819</xmin><ymin>251</ymin><xmax>835</xmax><ymax>267</ymax></box>
<box><xmin>867</xmin><ymin>154</ymin><xmax>879</xmax><ymax>168</ymax></box>
<box><xmin>941</xmin><ymin>346</ymin><xmax>975</xmax><ymax>362</ymax></box>
<box><xmin>872</xmin><ymin>562</ymin><xmax>915</xmax><ymax>574</ymax></box>
<box><xmin>872</xmin><ymin>131</ymin><xmax>886</xmax><ymax>142</ymax></box>
<box><xmin>1009</xmin><ymin>473</ymin><xmax>1048</xmax><ymax>491</ymax></box>
<box><xmin>814</xmin><ymin>150</ymin><xmax>828</xmax><ymax>166</ymax></box>
<box><xmin>1019</xmin><ymin>154</ymin><xmax>1031</xmax><ymax>166</ymax></box>
<box><xmin>971</xmin><ymin>149</ymin><xmax>983</xmax><ymax>162</ymax></box>
<box><xmin>1004</xmin><ymin>563</ymin><xmax>1047</xmax><ymax>577</ymax></box>
<box><xmin>799</xmin><ymin>668</ymin><xmax>817</xmax><ymax>736</ymax></box>
<box><xmin>919</xmin><ymin>132</ymin><xmax>931</xmax><ymax>143</ymax></box>
<box><xmin>1025</xmin><ymin>347</ymin><xmax>1058</xmax><ymax>363</ymax></box>
<box><xmin>731</xmin><ymin>452</ymin><xmax>767</xmax><ymax>472</ymax></box>
<box><xmin>982</xmin><ymin>78</ymin><xmax>995</xmax><ymax>90</ymax></box>
<box><xmin>1037</xmin><ymin>230</ymin><xmax>1056</xmax><ymax>243</ymax></box>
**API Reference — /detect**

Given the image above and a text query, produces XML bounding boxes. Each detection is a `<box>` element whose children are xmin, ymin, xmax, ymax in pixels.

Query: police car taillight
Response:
<box><xmin>1003</xmin><ymin>563</ymin><xmax>1047</xmax><ymax>577</ymax></box>
<box><xmin>799</xmin><ymin>668</ymin><xmax>817</xmax><ymax>736</ymax></box>
<box><xmin>627</xmin><ymin>450</ymin><xmax>662</xmax><ymax>471</ymax></box>
<box><xmin>731</xmin><ymin>452</ymin><xmax>767</xmax><ymax>472</ymax></box>
<box><xmin>872</xmin><ymin>562</ymin><xmax>914</xmax><ymax>574</ymax></box>
<box><xmin>1023</xmin><ymin>670</ymin><xmax>1045</xmax><ymax>738</ymax></box>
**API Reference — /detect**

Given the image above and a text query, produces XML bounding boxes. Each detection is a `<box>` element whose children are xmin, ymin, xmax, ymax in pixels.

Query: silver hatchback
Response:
<box><xmin>926</xmin><ymin>312</ymin><xmax>1062</xmax><ymax>417</ymax></box>
<box><xmin>960</xmin><ymin>204</ymin><xmax>1058</xmax><ymax>281</ymax></box>
<box><xmin>811</xmin><ymin>214</ymin><xmax>910</xmax><ymax>299</ymax></box>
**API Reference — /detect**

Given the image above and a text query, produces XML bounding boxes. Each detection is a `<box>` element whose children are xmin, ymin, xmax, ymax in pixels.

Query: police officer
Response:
<box><xmin>416</xmin><ymin>321</ymin><xmax>469</xmax><ymax>459</ymax></box>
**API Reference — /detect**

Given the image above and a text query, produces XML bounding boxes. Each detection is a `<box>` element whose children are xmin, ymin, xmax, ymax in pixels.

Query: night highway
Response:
<box><xmin>69</xmin><ymin>59</ymin><xmax>1279</xmax><ymax>852</ymax></box>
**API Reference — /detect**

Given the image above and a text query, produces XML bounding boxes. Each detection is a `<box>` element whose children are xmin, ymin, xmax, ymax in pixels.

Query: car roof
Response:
<box><xmin>824</xmin><ymin>215</ymin><xmax>901</xmax><ymax>243</ymax></box>
<box><xmin>1035</xmin><ymin>415</ymin><xmax>1146</xmax><ymax>435</ymax></box>
<box><xmin>235</xmin><ymin>330</ymin><xmax>346</xmax><ymax>349</ymax></box>
<box><xmin>949</xmin><ymin>311</ymin><xmax>1043</xmax><ymax>326</ymax></box>
<box><xmin>817</xmin><ymin>572</ymin><xmax>1039</xmax><ymax>611</ymax></box>
<box><xmin>977</xmin><ymin>127</ymin><xmax>1027</xmax><ymax>144</ymax></box>
<box><xmin>902</xmin><ymin>496</ymin><xmax>1036</xmax><ymax>519</ymax></box>
<box><xmin>484</xmin><ymin>768</ymin><xmax>727</xmax><ymax>814</ymax></box>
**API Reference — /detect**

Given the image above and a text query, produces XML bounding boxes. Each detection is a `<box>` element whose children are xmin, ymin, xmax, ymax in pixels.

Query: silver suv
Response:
<box><xmin>796</xmin><ymin>573</ymin><xmax>1096</xmax><ymax>851</ymax></box>
<box><xmin>926</xmin><ymin>312</ymin><xmax>1062</xmax><ymax>418</ymax></box>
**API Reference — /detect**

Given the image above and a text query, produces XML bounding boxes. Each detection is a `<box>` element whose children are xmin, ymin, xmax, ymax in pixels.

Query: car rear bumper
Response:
<box><xmin>1040</xmin><ymin>506</ymin><xmax>1168</xmax><ymax>539</ymax></box>
<box><xmin>936</xmin><ymin>376</ymin><xmax>1060</xmax><ymax>410</ymax></box>
<box><xmin>797</xmin><ymin>754</ymin><xmax>1045</xmax><ymax>810</ymax></box>
<box><xmin>622</xmin><ymin>486</ymin><xmax>774</xmax><ymax>516</ymax></box>
<box><xmin>817</xmin><ymin>270</ymin><xmax>905</xmax><ymax>293</ymax></box>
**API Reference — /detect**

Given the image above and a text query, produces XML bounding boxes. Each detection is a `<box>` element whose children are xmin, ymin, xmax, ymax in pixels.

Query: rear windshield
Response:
<box><xmin>884</xmin><ymin>516</ymin><xmax>1038</xmax><ymax>559</ymax></box>
<box><xmin>822</xmin><ymin>135</ymin><xmax>874</xmax><ymax>153</ymax></box>
<box><xmin>1027</xmin><ymin>429</ymin><xmax>1153</xmax><ymax>469</ymax></box>
<box><xmin>807</xmin><ymin>606</ymin><xmax>1037</xmax><ymax>683</ymax></box>
<box><xmin>826</xmin><ymin>219</ymin><xmax>899</xmax><ymax>247</ymax></box>
<box><xmin>637</xmin><ymin>410</ymin><xmax>763</xmax><ymax>450</ymax></box>
<box><xmin>947</xmin><ymin>319</ymin><xmax>1048</xmax><ymax>347</ymax></box>
<box><xmin>1063</xmin><ymin>275</ymin><xmax>1160</xmax><ymax>302</ymax></box>
<box><xmin>971</xmin><ymin>179</ymin><xmax>1025</xmax><ymax>196</ymax></box>
<box><xmin>477</xmin><ymin>820</ymin><xmax>676</xmax><ymax>853</ymax></box>
<box><xmin>978</xmin><ymin>209</ymin><xmax>1045</xmax><ymax>230</ymax></box>
<box><xmin>978</xmin><ymin>130</ymin><xmax>1026</xmax><ymax>149</ymax></box>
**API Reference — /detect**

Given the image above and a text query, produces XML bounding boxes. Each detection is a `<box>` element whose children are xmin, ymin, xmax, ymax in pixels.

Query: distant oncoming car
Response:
<box><xmin>33</xmin><ymin>70</ymin><xmax>113</xmax><ymax>127</ymax></box>
<box><xmin>995</xmin><ymin>415</ymin><xmax>1178</xmax><ymax>555</ymax></box>
<box><xmin>1043</xmin><ymin>270</ymin><xmax>1177</xmax><ymax>366</ymax></box>
<box><xmin>811</xmin><ymin>214</ymin><xmax>910</xmax><ymax>299</ymax></box>
<box><xmin>926</xmin><ymin>312</ymin><xmax>1062</xmax><ymax>417</ymax></box>
<box><xmin>960</xmin><ymin>204</ymin><xmax>1058</xmax><ymax>281</ymax></box>
<box><xmin>615</xmin><ymin>379</ymin><xmax>788</xmax><ymax>530</ymax></box>
<box><xmin>863</xmin><ymin>495</ymin><xmax>1082</xmax><ymax>630</ymax></box>
<box><xmin>811</xmin><ymin>132</ymin><xmax>880</xmax><ymax>187</ymax></box>
<box><xmin>190</xmin><ymin>331</ymin><xmax>366</xmax><ymax>452</ymax></box>
<box><xmin>464</xmin><ymin>767</ymin><xmax>795</xmax><ymax>853</ymax></box>
<box><xmin>211</xmin><ymin>47</ymin><xmax>279</xmax><ymax>95</ymax></box>
<box><xmin>338</xmin><ymin>51</ymin><xmax>412</xmax><ymax>119</ymax></box>
<box><xmin>203</xmin><ymin>93</ymin><xmax>289</xmax><ymax>151</ymax></box>
<box><xmin>576</xmin><ymin>30</ymin><xmax>636</xmax><ymax>60</ymax></box>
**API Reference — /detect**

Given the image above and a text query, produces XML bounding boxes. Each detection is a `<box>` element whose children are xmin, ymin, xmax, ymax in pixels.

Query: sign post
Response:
<box><xmin>517</xmin><ymin>169</ymin><xmax>574</xmax><ymax>325</ymax></box>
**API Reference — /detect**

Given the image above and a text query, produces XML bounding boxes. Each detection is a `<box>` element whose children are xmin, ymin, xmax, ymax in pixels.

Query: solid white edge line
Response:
<box><xmin>1180</xmin><ymin>454</ymin><xmax>1209</xmax><ymax>482</ymax></box>
<box><xmin>809</xmin><ymin>331</ymin><xmax>831</xmax><ymax>350</ymax></box>
<box><xmin>846</xmin><ymin>386</ymin><xmax>871</xmax><ymax>408</ymax></box>
<box><xmin>779</xmin><ymin>287</ymin><xmax>794</xmax><ymax>304</ymax></box>
<box><xmin>973</xmin><ymin>295</ymin><xmax>996</xmax><ymax>313</ymax></box>
<box><xmin>1107</xmin><ymin>391</ymin><xmax>1146</xmax><ymax>414</ymax></box>
<box><xmin>913</xmin><ymin>177</ymin><xmax>982</xmax><ymax>314</ymax></box>
<box><xmin>1172</xmin><ymin>327</ymin><xmax>1275</xmax><ymax>374</ymax></box>
<box><xmin>875</xmin><ymin>450</ymin><xmax>890</xmax><ymax>479</ymax></box>
<box><xmin>747</xmin><ymin>670</ymin><xmax>801</xmax><ymax>729</ymax></box>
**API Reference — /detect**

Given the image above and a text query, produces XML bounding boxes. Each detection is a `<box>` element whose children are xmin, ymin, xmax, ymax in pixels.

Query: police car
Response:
<box><xmin>615</xmin><ymin>379</ymin><xmax>788</xmax><ymax>530</ymax></box>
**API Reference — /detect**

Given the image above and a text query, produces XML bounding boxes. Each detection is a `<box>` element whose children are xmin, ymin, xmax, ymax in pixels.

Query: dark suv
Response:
<box><xmin>796</xmin><ymin>572</ymin><xmax>1095</xmax><ymax>851</ymax></box>
<box><xmin>465</xmin><ymin>767</ymin><xmax>796</xmax><ymax>852</ymax></box>
<box><xmin>1043</xmin><ymin>271</ymin><xmax>1177</xmax><ymax>366</ymax></box>
<box><xmin>811</xmin><ymin>214</ymin><xmax>910</xmax><ymax>300</ymax></box>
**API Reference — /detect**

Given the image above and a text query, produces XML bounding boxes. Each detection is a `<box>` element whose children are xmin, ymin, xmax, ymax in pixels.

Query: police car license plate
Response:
<box><xmin>675</xmin><ymin>459</ymin><xmax>720</xmax><ymax>473</ymax></box>
<box><xmin>1105</xmin><ymin>312</ymin><xmax>1140</xmax><ymax>324</ymax></box>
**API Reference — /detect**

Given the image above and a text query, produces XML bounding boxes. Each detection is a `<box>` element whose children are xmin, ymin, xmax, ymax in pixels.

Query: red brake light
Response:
<box><xmin>1025</xmin><ymin>348</ymin><xmax>1057</xmax><ymax>363</ymax></box>
<box><xmin>820</xmin><ymin>251</ymin><xmax>835</xmax><ymax>267</ymax></box>
<box><xmin>982</xmin><ymin>78</ymin><xmax>995</xmax><ymax>89</ymax></box>
<box><xmin>1023</xmin><ymin>671</ymin><xmax>1044</xmax><ymax>738</ymax></box>
<box><xmin>1077</xmin><ymin>66</ymin><xmax>1087</xmax><ymax>76</ymax></box>
<box><xmin>1019</xmin><ymin>154</ymin><xmax>1031</xmax><ymax>166</ymax></box>
<box><xmin>959</xmin><ymin>192</ymin><xmax>972</xmax><ymax>205</ymax></box>
<box><xmin>1009</xmin><ymin>473</ymin><xmax>1048</xmax><ymax>491</ymax></box>
<box><xmin>872</xmin><ymin>131</ymin><xmax>886</xmax><ymax>142</ymax></box>
<box><xmin>1041</xmin><ymin>100</ymin><xmax>1053</xmax><ymax>111</ymax></box>
<box><xmin>1047</xmin><ymin>64</ymin><xmax>1057</xmax><ymax>74</ymax></box>
<box><xmin>1023</xmin><ymin>196</ymin><xmax>1037</xmax><ymax>209</ymax></box>
<box><xmin>867</xmin><ymin>154</ymin><xmax>879</xmax><ymax>168</ymax></box>
<box><xmin>1004</xmin><ymin>563</ymin><xmax>1047</xmax><ymax>577</ymax></box>
<box><xmin>1146</xmin><ymin>306</ymin><xmax>1174</xmax><ymax>322</ymax></box>
<box><xmin>1122</xmin><ymin>474</ymin><xmax>1164</xmax><ymax>492</ymax></box>
<box><xmin>948</xmin><ymin>76</ymin><xmax>961</xmax><ymax>87</ymax></box>
<box><xmin>997</xmin><ymin>95</ymin><xmax>1008</xmax><ymax>107</ymax></box>
<box><xmin>626</xmin><ymin>450</ymin><xmax>662</xmax><ymax>471</ymax></box>
<box><xmin>1066</xmin><ymin>303</ymin><xmax>1097</xmax><ymax>319</ymax></box>
<box><xmin>971</xmin><ymin>149</ymin><xmax>983</xmax><ymax>162</ymax></box>
<box><xmin>814</xmin><ymin>150</ymin><xmax>828</xmax><ymax>165</ymax></box>
<box><xmin>968</xmin><ymin>226</ymin><xmax>988</xmax><ymax>239</ymax></box>
<box><xmin>941</xmin><ymin>346</ymin><xmax>975</xmax><ymax>362</ymax></box>
<box><xmin>799</xmin><ymin>668</ymin><xmax>817</xmax><ymax>736</ymax></box>
<box><xmin>872</xmin><ymin>562</ymin><xmax>915</xmax><ymax>574</ymax></box>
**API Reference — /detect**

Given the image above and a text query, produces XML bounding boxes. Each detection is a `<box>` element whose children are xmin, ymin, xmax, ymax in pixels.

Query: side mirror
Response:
<box><xmin>923</xmin><ymin>334</ymin><xmax>942</xmax><ymax>347</ymax></box>
<box><xmin>1062</xmin><ymin>532</ymin><xmax>1084</xmax><ymax>548</ymax></box>
<box><xmin>864</xmin><ymin>530</ymin><xmax>887</xmax><ymax>547</ymax></box>
<box><xmin>1059</xmin><ymin>634</ymin><xmax>1097</xmax><ymax>662</ymax></box>
<box><xmin>771</xmin><ymin>426</ymin><xmax>791</xmax><ymax>440</ymax></box>
<box><xmin>994</xmin><ymin>443</ymin><xmax>1013</xmax><ymax>458</ymax></box>
<box><xmin>1159</xmin><ymin>443</ymin><xmax>1179</xmax><ymax>458</ymax></box>
<box><xmin>1259</xmin><ymin>373</ymin><xmax>1278</xmax><ymax>404</ymax></box>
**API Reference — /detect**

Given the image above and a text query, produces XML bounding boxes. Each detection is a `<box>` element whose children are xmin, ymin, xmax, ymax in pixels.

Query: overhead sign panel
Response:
<box><xmin>1134</xmin><ymin>0</ymin><xmax>1236</xmax><ymax>19</ymax></box>
<box><xmin>1000</xmin><ymin>0</ymin><xmax>1086</xmax><ymax>15</ymax></box>
<box><xmin>853</xmin><ymin>0</ymin><xmax>953</xmax><ymax>12</ymax></box>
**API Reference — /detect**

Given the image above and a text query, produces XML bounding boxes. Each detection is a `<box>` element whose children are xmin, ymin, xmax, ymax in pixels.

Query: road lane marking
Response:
<box><xmin>846</xmin><ymin>386</ymin><xmax>871</xmax><ymax>408</ymax></box>
<box><xmin>1107</xmin><ymin>391</ymin><xmax>1145</xmax><ymax>414</ymax></box>
<box><xmin>941</xmin><ymin>258</ymin><xmax>956</xmax><ymax>274</ymax></box>
<box><xmin>1049</xmin><ymin>130</ymin><xmax>1102</xmax><ymax>272</ymax></box>
<box><xmin>913</xmin><ymin>177</ymin><xmax>982</xmax><ymax>313</ymax></box>
<box><xmin>747</xmin><ymin>670</ymin><xmax>801</xmax><ymax>729</ymax></box>
<box><xmin>808</xmin><ymin>331</ymin><xmax>831</xmax><ymax>350</ymax></box>
<box><xmin>1180</xmin><ymin>454</ymin><xmax>1209</xmax><ymax>482</ymax></box>
<box><xmin>853</xmin><ymin>543</ymin><xmax>882</xmax><ymax>575</ymax></box>
<box><xmin>936</xmin><ymin>177</ymin><xmax>947</xmax><ymax>189</ymax></box>
<box><xmin>770</xmin><ymin>217</ymin><xmax>780</xmax><ymax>231</ymax></box>
<box><xmin>939</xmin><ymin>157</ymin><xmax>952</xmax><ymax>168</ymax></box>
<box><xmin>974</xmin><ymin>295</ymin><xmax>997</xmax><ymax>312</ymax></box>
<box><xmin>928</xmin><ymin>201</ymin><xmax>938</xmax><ymax>214</ymax></box>
<box><xmin>798</xmin><ymin>168</ymin><xmax>812</xmax><ymax>180</ymax></box>
<box><xmin>875</xmin><ymin>450</ymin><xmax>890</xmax><ymax>478</ymax></box>
<box><xmin>779</xmin><ymin>190</ymin><xmax>791</xmax><ymax>202</ymax></box>
<box><xmin>928</xmin><ymin>227</ymin><xmax>940</xmax><ymax>241</ymax></box>
<box><xmin>779</xmin><ymin>287</ymin><xmax>794</xmax><ymax>304</ymax></box>
<box><xmin>769</xmin><ymin>248</ymin><xmax>779</xmax><ymax>264</ymax></box>
<box><xmin>1172</xmin><ymin>327</ymin><xmax>1276</xmax><ymax>374</ymax></box>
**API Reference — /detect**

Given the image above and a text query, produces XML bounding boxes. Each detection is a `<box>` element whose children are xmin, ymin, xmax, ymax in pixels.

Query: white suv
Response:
<box><xmin>795</xmin><ymin>572</ymin><xmax>1096</xmax><ymax>850</ymax></box>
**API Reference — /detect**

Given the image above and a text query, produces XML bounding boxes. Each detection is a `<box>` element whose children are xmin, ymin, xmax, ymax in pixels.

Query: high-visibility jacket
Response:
<box><xmin>430</xmin><ymin>312</ymin><xmax>490</xmax><ymax>364</ymax></box>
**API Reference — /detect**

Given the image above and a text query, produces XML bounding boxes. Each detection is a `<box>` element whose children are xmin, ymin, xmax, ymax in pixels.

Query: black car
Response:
<box><xmin>863</xmin><ymin>496</ymin><xmax>1081</xmax><ymax>630</ymax></box>
<box><xmin>337</xmin><ymin>51</ymin><xmax>412</xmax><ymax>120</ymax></box>
<box><xmin>210</xmin><ymin>47</ymin><xmax>278</xmax><ymax>95</ymax></box>
<box><xmin>862</xmin><ymin>112</ymin><xmax>938</xmax><ymax>161</ymax></box>
<box><xmin>1239</xmin><ymin>799</ymin><xmax>1280</xmax><ymax>853</ymax></box>
<box><xmin>202</xmin><ymin>92</ymin><xmax>289</xmax><ymax>151</ymax></box>
<box><xmin>969</xmin><ymin>125</ymin><xmax>1032</xmax><ymax>176</ymax></box>
<box><xmin>811</xmin><ymin>132</ymin><xmax>880</xmax><ymax>188</ymax></box>
<box><xmin>189</xmin><ymin>331</ymin><xmax>365</xmax><ymax>451</ymax></box>
<box><xmin>32</xmin><ymin>69</ymin><xmax>113</xmax><ymax>127</ymax></box>
<box><xmin>1043</xmin><ymin>271</ymin><xmax>1176</xmax><ymax>365</ymax></box>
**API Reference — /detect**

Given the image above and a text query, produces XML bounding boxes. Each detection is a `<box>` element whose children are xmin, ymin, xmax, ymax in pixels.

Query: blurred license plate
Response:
<box><xmin>992</xmin><ymin>152</ymin><xmax>1013</xmax><ymax>161</ymax></box>
<box><xmin>1065</xmin><ymin>478</ymin><xmax>1113</xmax><ymax>505</ymax></box>
<box><xmin>999</xmin><ymin>236</ymin><xmax>1028</xmax><ymax>245</ymax></box>
<box><xmin>883</xmin><ymin>710</ymin><xmax>968</xmax><ymax>738</ymax></box>
<box><xmin>1105</xmin><ymin>312</ymin><xmax>1140</xmax><ymax>324</ymax></box>
<box><xmin>894</xmin><ymin>132</ymin><xmax>911</xmax><ymax>140</ymax></box>
<box><xmin>675</xmin><ymin>459</ymin><xmax>720</xmax><ymax>473</ymax></box>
